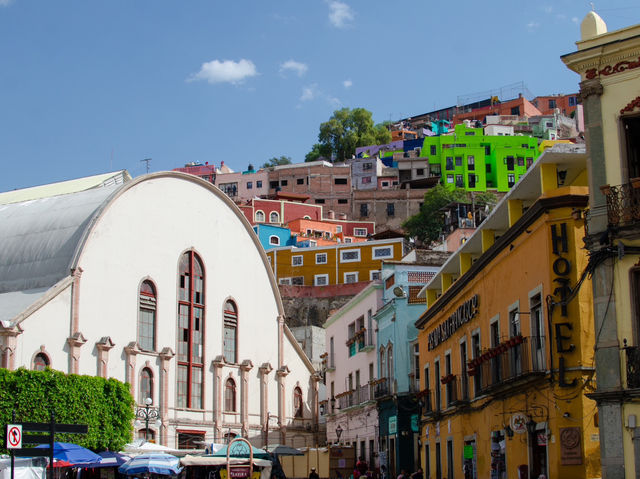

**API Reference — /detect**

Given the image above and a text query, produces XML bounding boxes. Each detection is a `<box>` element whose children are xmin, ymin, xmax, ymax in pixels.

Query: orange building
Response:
<box><xmin>532</xmin><ymin>93</ymin><xmax>579</xmax><ymax>116</ymax></box>
<box><xmin>452</xmin><ymin>95</ymin><xmax>542</xmax><ymax>125</ymax></box>
<box><xmin>415</xmin><ymin>145</ymin><xmax>600</xmax><ymax>479</ymax></box>
<box><xmin>287</xmin><ymin>218</ymin><xmax>368</xmax><ymax>246</ymax></box>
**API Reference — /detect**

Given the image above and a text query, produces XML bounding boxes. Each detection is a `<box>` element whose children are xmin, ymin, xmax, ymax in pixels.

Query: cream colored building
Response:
<box><xmin>0</xmin><ymin>172</ymin><xmax>320</xmax><ymax>449</ymax></box>
<box><xmin>562</xmin><ymin>12</ymin><xmax>640</xmax><ymax>479</ymax></box>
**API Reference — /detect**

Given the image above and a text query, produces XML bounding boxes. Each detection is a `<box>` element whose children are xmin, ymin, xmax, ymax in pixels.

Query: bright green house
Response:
<box><xmin>422</xmin><ymin>124</ymin><xmax>539</xmax><ymax>192</ymax></box>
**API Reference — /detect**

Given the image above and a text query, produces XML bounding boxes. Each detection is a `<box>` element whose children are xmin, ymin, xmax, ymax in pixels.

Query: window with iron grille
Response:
<box><xmin>341</xmin><ymin>249</ymin><xmax>360</xmax><ymax>262</ymax></box>
<box><xmin>292</xmin><ymin>255</ymin><xmax>303</xmax><ymax>266</ymax></box>
<box><xmin>385</xmin><ymin>274</ymin><xmax>395</xmax><ymax>289</ymax></box>
<box><xmin>177</xmin><ymin>251</ymin><xmax>204</xmax><ymax>409</ymax></box>
<box><xmin>315</xmin><ymin>274</ymin><xmax>329</xmax><ymax>286</ymax></box>
<box><xmin>316</xmin><ymin>253</ymin><xmax>328</xmax><ymax>264</ymax></box>
<box><xmin>373</xmin><ymin>246</ymin><xmax>393</xmax><ymax>259</ymax></box>
<box><xmin>354</xmin><ymin>228</ymin><xmax>367</xmax><ymax>237</ymax></box>
<box><xmin>408</xmin><ymin>286</ymin><xmax>427</xmax><ymax>304</ymax></box>
<box><xmin>292</xmin><ymin>276</ymin><xmax>304</xmax><ymax>285</ymax></box>
<box><xmin>344</xmin><ymin>272</ymin><xmax>358</xmax><ymax>283</ymax></box>
<box><xmin>408</xmin><ymin>271</ymin><xmax>435</xmax><ymax>283</ymax></box>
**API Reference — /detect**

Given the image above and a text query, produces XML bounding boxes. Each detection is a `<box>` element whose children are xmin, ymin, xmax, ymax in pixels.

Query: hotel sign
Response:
<box><xmin>428</xmin><ymin>295</ymin><xmax>479</xmax><ymax>350</ymax></box>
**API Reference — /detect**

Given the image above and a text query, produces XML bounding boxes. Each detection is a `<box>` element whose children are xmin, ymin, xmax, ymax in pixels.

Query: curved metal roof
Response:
<box><xmin>0</xmin><ymin>184</ymin><xmax>120</xmax><ymax>294</ymax></box>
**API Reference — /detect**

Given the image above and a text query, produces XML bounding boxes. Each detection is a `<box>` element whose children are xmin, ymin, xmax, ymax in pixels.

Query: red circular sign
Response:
<box><xmin>7</xmin><ymin>426</ymin><xmax>22</xmax><ymax>448</ymax></box>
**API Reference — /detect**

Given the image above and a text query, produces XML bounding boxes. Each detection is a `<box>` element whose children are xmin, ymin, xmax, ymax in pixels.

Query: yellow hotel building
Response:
<box><xmin>265</xmin><ymin>238</ymin><xmax>405</xmax><ymax>286</ymax></box>
<box><xmin>415</xmin><ymin>147</ymin><xmax>601</xmax><ymax>479</ymax></box>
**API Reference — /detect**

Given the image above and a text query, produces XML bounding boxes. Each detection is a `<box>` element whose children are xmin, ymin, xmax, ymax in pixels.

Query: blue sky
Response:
<box><xmin>0</xmin><ymin>1</ymin><xmax>638</xmax><ymax>192</ymax></box>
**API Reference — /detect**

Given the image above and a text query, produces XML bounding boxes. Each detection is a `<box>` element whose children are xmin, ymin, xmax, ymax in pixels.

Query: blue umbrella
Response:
<box><xmin>35</xmin><ymin>442</ymin><xmax>102</xmax><ymax>466</ymax></box>
<box><xmin>118</xmin><ymin>453</ymin><xmax>182</xmax><ymax>476</ymax></box>
<box><xmin>83</xmin><ymin>451</ymin><xmax>131</xmax><ymax>469</ymax></box>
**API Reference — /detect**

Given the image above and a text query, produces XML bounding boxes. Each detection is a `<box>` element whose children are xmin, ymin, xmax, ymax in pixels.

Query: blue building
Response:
<box><xmin>252</xmin><ymin>224</ymin><xmax>297</xmax><ymax>251</ymax></box>
<box><xmin>373</xmin><ymin>252</ymin><xmax>449</xmax><ymax>476</ymax></box>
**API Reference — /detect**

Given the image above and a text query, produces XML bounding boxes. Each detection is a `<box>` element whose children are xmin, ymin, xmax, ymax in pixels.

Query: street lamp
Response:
<box><xmin>135</xmin><ymin>397</ymin><xmax>161</xmax><ymax>441</ymax></box>
<box><xmin>335</xmin><ymin>424</ymin><xmax>343</xmax><ymax>444</ymax></box>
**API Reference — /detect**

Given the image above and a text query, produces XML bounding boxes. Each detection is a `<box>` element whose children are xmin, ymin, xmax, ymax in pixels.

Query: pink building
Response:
<box><xmin>238</xmin><ymin>198</ymin><xmax>322</xmax><ymax>226</ymax></box>
<box><xmin>172</xmin><ymin>162</ymin><xmax>216</xmax><ymax>183</ymax></box>
<box><xmin>323</xmin><ymin>282</ymin><xmax>383</xmax><ymax>470</ymax></box>
<box><xmin>214</xmin><ymin>169</ymin><xmax>269</xmax><ymax>202</ymax></box>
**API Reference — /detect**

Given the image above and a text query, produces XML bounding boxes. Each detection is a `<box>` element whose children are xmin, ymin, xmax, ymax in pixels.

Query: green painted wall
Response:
<box><xmin>422</xmin><ymin>124</ymin><xmax>539</xmax><ymax>192</ymax></box>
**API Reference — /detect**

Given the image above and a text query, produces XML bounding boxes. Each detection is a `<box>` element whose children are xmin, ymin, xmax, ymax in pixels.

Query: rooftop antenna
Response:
<box><xmin>141</xmin><ymin>158</ymin><xmax>152</xmax><ymax>174</ymax></box>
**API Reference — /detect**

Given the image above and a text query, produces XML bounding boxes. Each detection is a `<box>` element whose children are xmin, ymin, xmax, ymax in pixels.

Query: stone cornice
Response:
<box><xmin>259</xmin><ymin>362</ymin><xmax>273</xmax><ymax>375</ymax></box>
<box><xmin>66</xmin><ymin>331</ymin><xmax>87</xmax><ymax>347</ymax></box>
<box><xmin>96</xmin><ymin>336</ymin><xmax>115</xmax><ymax>351</ymax></box>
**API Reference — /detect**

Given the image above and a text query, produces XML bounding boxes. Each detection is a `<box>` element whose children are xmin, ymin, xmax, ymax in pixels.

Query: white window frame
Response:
<box><xmin>354</xmin><ymin>228</ymin><xmax>367</xmax><ymax>237</ymax></box>
<box><xmin>269</xmin><ymin>211</ymin><xmax>280</xmax><ymax>223</ymax></box>
<box><xmin>255</xmin><ymin>210</ymin><xmax>265</xmax><ymax>222</ymax></box>
<box><xmin>316</xmin><ymin>252</ymin><xmax>328</xmax><ymax>264</ymax></box>
<box><xmin>336</xmin><ymin>226</ymin><xmax>343</xmax><ymax>233</ymax></box>
<box><xmin>314</xmin><ymin>274</ymin><xmax>329</xmax><ymax>286</ymax></box>
<box><xmin>344</xmin><ymin>272</ymin><xmax>359</xmax><ymax>284</ymax></box>
<box><xmin>292</xmin><ymin>276</ymin><xmax>304</xmax><ymax>286</ymax></box>
<box><xmin>269</xmin><ymin>235</ymin><xmax>280</xmax><ymax>246</ymax></box>
<box><xmin>279</xmin><ymin>278</ymin><xmax>292</xmax><ymax>285</ymax></box>
<box><xmin>372</xmin><ymin>245</ymin><xmax>393</xmax><ymax>260</ymax></box>
<box><xmin>292</xmin><ymin>255</ymin><xmax>303</xmax><ymax>266</ymax></box>
<box><xmin>345</xmin><ymin>237</ymin><xmax>352</xmax><ymax>243</ymax></box>
<box><xmin>340</xmin><ymin>249</ymin><xmax>361</xmax><ymax>263</ymax></box>
<box><xmin>370</xmin><ymin>270</ymin><xmax>381</xmax><ymax>280</ymax></box>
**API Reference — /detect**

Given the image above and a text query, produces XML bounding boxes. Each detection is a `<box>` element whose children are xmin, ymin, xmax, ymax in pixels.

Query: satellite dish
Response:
<box><xmin>393</xmin><ymin>286</ymin><xmax>406</xmax><ymax>298</ymax></box>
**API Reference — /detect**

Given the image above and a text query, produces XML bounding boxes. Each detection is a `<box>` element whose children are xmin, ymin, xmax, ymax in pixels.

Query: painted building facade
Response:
<box><xmin>324</xmin><ymin>282</ymin><xmax>384</xmax><ymax>470</ymax></box>
<box><xmin>562</xmin><ymin>12</ymin><xmax>640</xmax><ymax>479</ymax></box>
<box><xmin>238</xmin><ymin>198</ymin><xmax>323</xmax><ymax>226</ymax></box>
<box><xmin>0</xmin><ymin>172</ymin><xmax>320</xmax><ymax>450</ymax></box>
<box><xmin>266</xmin><ymin>239</ymin><xmax>405</xmax><ymax>287</ymax></box>
<box><xmin>416</xmin><ymin>147</ymin><xmax>600</xmax><ymax>479</ymax></box>
<box><xmin>214</xmin><ymin>168</ymin><xmax>270</xmax><ymax>202</ymax></box>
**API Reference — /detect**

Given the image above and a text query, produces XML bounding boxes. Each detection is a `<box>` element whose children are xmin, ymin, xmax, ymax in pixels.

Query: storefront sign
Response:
<box><xmin>510</xmin><ymin>413</ymin><xmax>528</xmax><ymax>434</ymax></box>
<box><xmin>560</xmin><ymin>427</ymin><xmax>583</xmax><ymax>465</ymax></box>
<box><xmin>389</xmin><ymin>416</ymin><xmax>397</xmax><ymax>434</ymax></box>
<box><xmin>428</xmin><ymin>295</ymin><xmax>479</xmax><ymax>350</ymax></box>
<box><xmin>411</xmin><ymin>414</ymin><xmax>419</xmax><ymax>433</ymax></box>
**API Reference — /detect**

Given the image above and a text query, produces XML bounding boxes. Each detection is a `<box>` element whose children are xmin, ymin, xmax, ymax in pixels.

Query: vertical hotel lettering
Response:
<box><xmin>550</xmin><ymin>223</ymin><xmax>576</xmax><ymax>388</ymax></box>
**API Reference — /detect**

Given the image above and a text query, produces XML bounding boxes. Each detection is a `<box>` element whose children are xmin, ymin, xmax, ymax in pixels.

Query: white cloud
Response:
<box><xmin>280</xmin><ymin>60</ymin><xmax>308</xmax><ymax>77</ymax></box>
<box><xmin>327</xmin><ymin>1</ymin><xmax>354</xmax><ymax>28</ymax></box>
<box><xmin>300</xmin><ymin>84</ymin><xmax>319</xmax><ymax>102</ymax></box>
<box><xmin>187</xmin><ymin>59</ymin><xmax>257</xmax><ymax>85</ymax></box>
<box><xmin>526</xmin><ymin>21</ymin><xmax>540</xmax><ymax>31</ymax></box>
<box><xmin>0</xmin><ymin>0</ymin><xmax>13</xmax><ymax>6</ymax></box>
<box><xmin>343</xmin><ymin>79</ymin><xmax>353</xmax><ymax>89</ymax></box>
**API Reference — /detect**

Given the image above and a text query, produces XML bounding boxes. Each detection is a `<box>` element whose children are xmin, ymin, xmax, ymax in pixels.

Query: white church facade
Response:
<box><xmin>0</xmin><ymin>172</ymin><xmax>320</xmax><ymax>449</ymax></box>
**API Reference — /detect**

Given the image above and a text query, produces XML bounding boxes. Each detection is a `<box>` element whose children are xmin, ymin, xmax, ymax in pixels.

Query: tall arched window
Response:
<box><xmin>270</xmin><ymin>211</ymin><xmax>280</xmax><ymax>223</ymax></box>
<box><xmin>223</xmin><ymin>300</ymin><xmax>238</xmax><ymax>364</ymax></box>
<box><xmin>380</xmin><ymin>347</ymin><xmax>386</xmax><ymax>378</ymax></box>
<box><xmin>139</xmin><ymin>367</ymin><xmax>153</xmax><ymax>404</ymax></box>
<box><xmin>255</xmin><ymin>211</ymin><xmax>265</xmax><ymax>222</ymax></box>
<box><xmin>225</xmin><ymin>378</ymin><xmax>236</xmax><ymax>412</ymax></box>
<box><xmin>294</xmin><ymin>387</ymin><xmax>303</xmax><ymax>418</ymax></box>
<box><xmin>177</xmin><ymin>251</ymin><xmax>205</xmax><ymax>409</ymax></box>
<box><xmin>387</xmin><ymin>344</ymin><xmax>394</xmax><ymax>385</ymax></box>
<box><xmin>139</xmin><ymin>280</ymin><xmax>157</xmax><ymax>351</ymax></box>
<box><xmin>33</xmin><ymin>353</ymin><xmax>49</xmax><ymax>371</ymax></box>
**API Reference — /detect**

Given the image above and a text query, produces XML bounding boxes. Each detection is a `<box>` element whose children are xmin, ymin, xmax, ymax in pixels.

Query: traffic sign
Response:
<box><xmin>6</xmin><ymin>425</ymin><xmax>22</xmax><ymax>449</ymax></box>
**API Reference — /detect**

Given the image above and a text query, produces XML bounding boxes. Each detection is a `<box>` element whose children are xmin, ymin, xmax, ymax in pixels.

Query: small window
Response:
<box><xmin>465</xmin><ymin>131</ymin><xmax>475</xmax><ymax>136</ymax></box>
<box><xmin>338</xmin><ymin>198</ymin><xmax>348</xmax><ymax>204</ymax></box>
<box><xmin>246</xmin><ymin>181</ymin><xmax>253</xmax><ymax>189</ymax></box>
<box><xmin>416</xmin><ymin>168</ymin><xmax>424</xmax><ymax>176</ymax></box>
<box><xmin>363</xmin><ymin>162</ymin><xmax>373</xmax><ymax>170</ymax></box>
<box><xmin>341</xmin><ymin>249</ymin><xmax>361</xmax><ymax>262</ymax></box>
<box><xmin>139</xmin><ymin>280</ymin><xmax>157</xmax><ymax>352</ymax></box>
<box><xmin>256</xmin><ymin>180</ymin><xmax>263</xmax><ymax>188</ymax></box>
<box><xmin>467</xmin><ymin>155</ymin><xmax>475</xmax><ymax>170</ymax></box>
<box><xmin>381</xmin><ymin>181</ymin><xmax>389</xmax><ymax>187</ymax></box>
<box><xmin>223</xmin><ymin>300</ymin><xmax>238</xmax><ymax>363</ymax></box>
<box><xmin>446</xmin><ymin>157</ymin><xmax>454</xmax><ymax>170</ymax></box>
<box><xmin>548</xmin><ymin>99</ymin><xmax>556</xmax><ymax>109</ymax></box>
<box><xmin>569</xmin><ymin>96</ymin><xmax>577</xmax><ymax>107</ymax></box>
<box><xmin>292</xmin><ymin>277</ymin><xmax>304</xmax><ymax>285</ymax></box>
<box><xmin>270</xmin><ymin>181</ymin><xmax>279</xmax><ymax>189</ymax></box>
<box><xmin>269</xmin><ymin>236</ymin><xmax>280</xmax><ymax>246</ymax></box>
<box><xmin>316</xmin><ymin>253</ymin><xmax>328</xmax><ymax>264</ymax></box>
<box><xmin>225</xmin><ymin>378</ymin><xmax>237</xmax><ymax>412</ymax></box>
<box><xmin>508</xmin><ymin>174</ymin><xmax>516</xmax><ymax>187</ymax></box>
<box><xmin>297</xmin><ymin>178</ymin><xmax>304</xmax><ymax>185</ymax></box>
<box><xmin>315</xmin><ymin>199</ymin><xmax>325</xmax><ymax>204</ymax></box>
<box><xmin>280</xmin><ymin>180</ymin><xmax>288</xmax><ymax>187</ymax></box>
<box><xmin>455</xmin><ymin>156</ymin><xmax>462</xmax><ymax>167</ymax></box>
<box><xmin>336</xmin><ymin>226</ymin><xmax>342</xmax><ymax>233</ymax></box>
<box><xmin>292</xmin><ymin>255</ymin><xmax>303</xmax><ymax>266</ymax></box>
<box><xmin>372</xmin><ymin>246</ymin><xmax>393</xmax><ymax>259</ymax></box>
<box><xmin>344</xmin><ymin>272</ymin><xmax>359</xmax><ymax>284</ymax></box>
<box><xmin>345</xmin><ymin>237</ymin><xmax>352</xmax><ymax>243</ymax></box>
<box><xmin>430</xmin><ymin>145</ymin><xmax>437</xmax><ymax>155</ymax></box>
<box><xmin>456</xmin><ymin>174</ymin><xmax>464</xmax><ymax>187</ymax></box>
<box><xmin>334</xmin><ymin>178</ymin><xmax>348</xmax><ymax>185</ymax></box>
<box><xmin>314</xmin><ymin>274</ymin><xmax>329</xmax><ymax>286</ymax></box>
<box><xmin>387</xmin><ymin>203</ymin><xmax>395</xmax><ymax>217</ymax></box>
<box><xmin>294</xmin><ymin>387</ymin><xmax>303</xmax><ymax>418</ymax></box>
<box><xmin>33</xmin><ymin>352</ymin><xmax>49</xmax><ymax>371</ymax></box>
<box><xmin>362</xmin><ymin>177</ymin><xmax>372</xmax><ymax>184</ymax></box>
<box><xmin>139</xmin><ymin>367</ymin><xmax>153</xmax><ymax>404</ymax></box>
<box><xmin>279</xmin><ymin>278</ymin><xmax>292</xmax><ymax>285</ymax></box>
<box><xmin>360</xmin><ymin>204</ymin><xmax>369</xmax><ymax>217</ymax></box>
<box><xmin>255</xmin><ymin>210</ymin><xmax>265</xmax><ymax>222</ymax></box>
<box><xmin>447</xmin><ymin>174</ymin><xmax>454</xmax><ymax>184</ymax></box>
<box><xmin>354</xmin><ymin>228</ymin><xmax>367</xmax><ymax>237</ymax></box>
<box><xmin>526</xmin><ymin>157</ymin><xmax>533</xmax><ymax>169</ymax></box>
<box><xmin>370</xmin><ymin>270</ymin><xmax>381</xmax><ymax>280</ymax></box>
<box><xmin>270</xmin><ymin>212</ymin><xmax>280</xmax><ymax>223</ymax></box>
<box><xmin>178</xmin><ymin>431</ymin><xmax>205</xmax><ymax>450</ymax></box>
<box><xmin>517</xmin><ymin>157</ymin><xmax>524</xmax><ymax>167</ymax></box>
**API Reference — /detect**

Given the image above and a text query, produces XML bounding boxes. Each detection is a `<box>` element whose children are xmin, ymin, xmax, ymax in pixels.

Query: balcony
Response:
<box><xmin>624</xmin><ymin>343</ymin><xmax>640</xmax><ymax>389</ymax></box>
<box><xmin>601</xmin><ymin>181</ymin><xmax>640</xmax><ymax>227</ymax></box>
<box><xmin>373</xmin><ymin>378</ymin><xmax>391</xmax><ymax>399</ymax></box>
<box><xmin>335</xmin><ymin>384</ymin><xmax>374</xmax><ymax>410</ymax></box>
<box><xmin>469</xmin><ymin>336</ymin><xmax>546</xmax><ymax>394</ymax></box>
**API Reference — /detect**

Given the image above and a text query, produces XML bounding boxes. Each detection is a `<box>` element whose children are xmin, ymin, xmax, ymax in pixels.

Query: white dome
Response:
<box><xmin>581</xmin><ymin>11</ymin><xmax>607</xmax><ymax>40</ymax></box>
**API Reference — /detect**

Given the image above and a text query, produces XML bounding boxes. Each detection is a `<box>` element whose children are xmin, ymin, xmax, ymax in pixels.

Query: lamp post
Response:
<box><xmin>335</xmin><ymin>424</ymin><xmax>343</xmax><ymax>444</ymax></box>
<box><xmin>135</xmin><ymin>397</ymin><xmax>161</xmax><ymax>441</ymax></box>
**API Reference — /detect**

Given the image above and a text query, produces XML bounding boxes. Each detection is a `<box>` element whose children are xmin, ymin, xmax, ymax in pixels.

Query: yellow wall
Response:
<box><xmin>417</xmin><ymin>205</ymin><xmax>600</xmax><ymax>479</ymax></box>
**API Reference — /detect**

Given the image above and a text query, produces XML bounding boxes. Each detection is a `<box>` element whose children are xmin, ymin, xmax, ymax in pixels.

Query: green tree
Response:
<box><xmin>305</xmin><ymin>143</ymin><xmax>331</xmax><ymax>163</ymax></box>
<box><xmin>262</xmin><ymin>156</ymin><xmax>292</xmax><ymax>168</ymax></box>
<box><xmin>403</xmin><ymin>184</ymin><xmax>467</xmax><ymax>244</ymax></box>
<box><xmin>314</xmin><ymin>108</ymin><xmax>391</xmax><ymax>161</ymax></box>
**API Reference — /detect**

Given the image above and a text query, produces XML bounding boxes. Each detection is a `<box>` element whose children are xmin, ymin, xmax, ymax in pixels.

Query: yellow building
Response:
<box><xmin>265</xmin><ymin>238</ymin><xmax>404</xmax><ymax>286</ymax></box>
<box><xmin>562</xmin><ymin>12</ymin><xmax>640</xmax><ymax>479</ymax></box>
<box><xmin>415</xmin><ymin>147</ymin><xmax>601</xmax><ymax>479</ymax></box>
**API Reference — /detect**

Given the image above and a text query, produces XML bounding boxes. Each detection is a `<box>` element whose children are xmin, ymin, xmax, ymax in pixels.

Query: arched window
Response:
<box><xmin>33</xmin><ymin>353</ymin><xmax>49</xmax><ymax>371</ymax></box>
<box><xmin>177</xmin><ymin>251</ymin><xmax>205</xmax><ymax>409</ymax></box>
<box><xmin>139</xmin><ymin>280</ymin><xmax>157</xmax><ymax>351</ymax></box>
<box><xmin>137</xmin><ymin>429</ymin><xmax>155</xmax><ymax>441</ymax></box>
<box><xmin>387</xmin><ymin>344</ymin><xmax>394</xmax><ymax>384</ymax></box>
<box><xmin>139</xmin><ymin>367</ymin><xmax>153</xmax><ymax>404</ymax></box>
<box><xmin>269</xmin><ymin>236</ymin><xmax>280</xmax><ymax>246</ymax></box>
<box><xmin>225</xmin><ymin>378</ymin><xmax>237</xmax><ymax>412</ymax></box>
<box><xmin>223</xmin><ymin>300</ymin><xmax>238</xmax><ymax>364</ymax></box>
<box><xmin>380</xmin><ymin>348</ymin><xmax>386</xmax><ymax>378</ymax></box>
<box><xmin>294</xmin><ymin>387</ymin><xmax>303</xmax><ymax>418</ymax></box>
<box><xmin>255</xmin><ymin>211</ymin><xmax>265</xmax><ymax>222</ymax></box>
<box><xmin>270</xmin><ymin>211</ymin><xmax>280</xmax><ymax>223</ymax></box>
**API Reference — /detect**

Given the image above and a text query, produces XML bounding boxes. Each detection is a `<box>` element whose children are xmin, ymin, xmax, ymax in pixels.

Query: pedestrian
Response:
<box><xmin>397</xmin><ymin>469</ymin><xmax>407</xmax><ymax>479</ymax></box>
<box><xmin>309</xmin><ymin>468</ymin><xmax>319</xmax><ymax>479</ymax></box>
<box><xmin>379</xmin><ymin>465</ymin><xmax>387</xmax><ymax>479</ymax></box>
<box><xmin>410</xmin><ymin>469</ymin><xmax>423</xmax><ymax>479</ymax></box>
<box><xmin>356</xmin><ymin>457</ymin><xmax>368</xmax><ymax>478</ymax></box>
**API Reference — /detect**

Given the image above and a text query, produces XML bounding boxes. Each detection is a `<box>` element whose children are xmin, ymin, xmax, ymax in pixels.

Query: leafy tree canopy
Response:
<box><xmin>305</xmin><ymin>143</ymin><xmax>332</xmax><ymax>163</ymax></box>
<box><xmin>313</xmin><ymin>108</ymin><xmax>391</xmax><ymax>162</ymax></box>
<box><xmin>262</xmin><ymin>156</ymin><xmax>292</xmax><ymax>168</ymax></box>
<box><xmin>403</xmin><ymin>184</ymin><xmax>467</xmax><ymax>244</ymax></box>
<box><xmin>0</xmin><ymin>368</ymin><xmax>134</xmax><ymax>453</ymax></box>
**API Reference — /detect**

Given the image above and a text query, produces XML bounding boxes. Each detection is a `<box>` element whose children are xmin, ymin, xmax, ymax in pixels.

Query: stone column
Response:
<box><xmin>240</xmin><ymin>360</ymin><xmax>254</xmax><ymax>438</ymax></box>
<box><xmin>311</xmin><ymin>372</ymin><xmax>322</xmax><ymax>443</ymax></box>
<box><xmin>0</xmin><ymin>323</ymin><xmax>22</xmax><ymax>370</ymax></box>
<box><xmin>159</xmin><ymin>347</ymin><xmax>175</xmax><ymax>446</ymax></box>
<box><xmin>259</xmin><ymin>362</ymin><xmax>273</xmax><ymax>446</ymax></box>
<box><xmin>124</xmin><ymin>342</ymin><xmax>141</xmax><ymax>399</ymax></box>
<box><xmin>276</xmin><ymin>365</ymin><xmax>290</xmax><ymax>444</ymax></box>
<box><xmin>95</xmin><ymin>337</ymin><xmax>115</xmax><ymax>378</ymax></box>
<box><xmin>212</xmin><ymin>355</ymin><xmax>226</xmax><ymax>443</ymax></box>
<box><xmin>66</xmin><ymin>332</ymin><xmax>87</xmax><ymax>374</ymax></box>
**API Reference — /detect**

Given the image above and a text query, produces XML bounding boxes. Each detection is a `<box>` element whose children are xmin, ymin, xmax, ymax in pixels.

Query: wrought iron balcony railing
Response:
<box><xmin>373</xmin><ymin>378</ymin><xmax>390</xmax><ymax>399</ymax></box>
<box><xmin>624</xmin><ymin>342</ymin><xmax>640</xmax><ymax>389</ymax></box>
<box><xmin>601</xmin><ymin>181</ymin><xmax>640</xmax><ymax>227</ymax></box>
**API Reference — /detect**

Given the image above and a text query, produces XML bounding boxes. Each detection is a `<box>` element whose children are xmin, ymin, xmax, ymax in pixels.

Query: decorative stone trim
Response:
<box><xmin>240</xmin><ymin>360</ymin><xmax>254</xmax><ymax>437</ymax></box>
<box><xmin>578</xmin><ymin>79</ymin><xmax>604</xmax><ymax>102</ymax></box>
<box><xmin>96</xmin><ymin>336</ymin><xmax>115</xmax><ymax>378</ymax></box>
<box><xmin>124</xmin><ymin>341</ymin><xmax>141</xmax><ymax>399</ymax></box>
<box><xmin>0</xmin><ymin>323</ymin><xmax>23</xmax><ymax>370</ymax></box>
<box><xmin>66</xmin><ymin>331</ymin><xmax>87</xmax><ymax>374</ymax></box>
<box><xmin>158</xmin><ymin>347</ymin><xmax>174</xmax><ymax>446</ymax></box>
<box><xmin>620</xmin><ymin>97</ymin><xmax>640</xmax><ymax>116</ymax></box>
<box><xmin>586</xmin><ymin>55</ymin><xmax>640</xmax><ymax>79</ymax></box>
